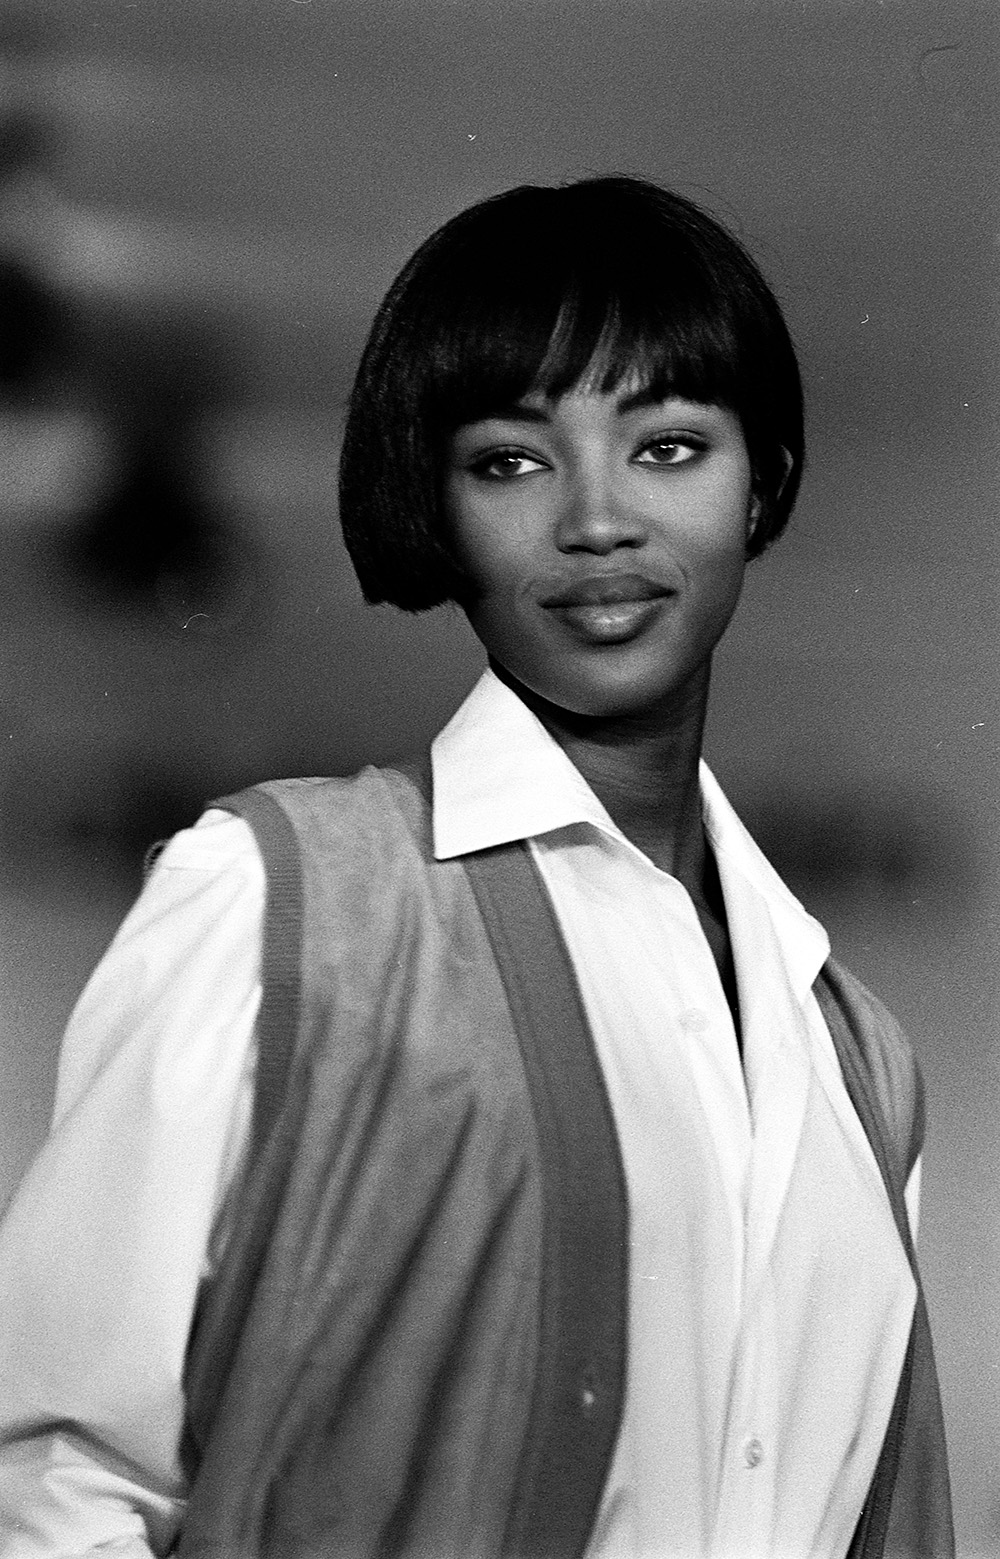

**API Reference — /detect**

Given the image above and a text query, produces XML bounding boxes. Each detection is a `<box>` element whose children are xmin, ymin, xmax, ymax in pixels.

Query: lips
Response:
<box><xmin>540</xmin><ymin>572</ymin><xmax>675</xmax><ymax>645</ymax></box>
<box><xmin>540</xmin><ymin>572</ymin><xmax>674</xmax><ymax>609</ymax></box>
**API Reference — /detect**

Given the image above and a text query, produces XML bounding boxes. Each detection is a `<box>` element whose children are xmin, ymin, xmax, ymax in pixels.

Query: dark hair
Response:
<box><xmin>339</xmin><ymin>176</ymin><xmax>804</xmax><ymax>612</ymax></box>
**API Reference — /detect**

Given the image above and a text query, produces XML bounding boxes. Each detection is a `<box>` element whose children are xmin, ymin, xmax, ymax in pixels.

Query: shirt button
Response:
<box><xmin>743</xmin><ymin>1437</ymin><xmax>764</xmax><ymax>1469</ymax></box>
<box><xmin>679</xmin><ymin>1008</ymin><xmax>709</xmax><ymax>1033</ymax></box>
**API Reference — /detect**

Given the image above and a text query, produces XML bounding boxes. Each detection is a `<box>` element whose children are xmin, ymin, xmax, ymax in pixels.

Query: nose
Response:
<box><xmin>553</xmin><ymin>469</ymin><xmax>645</xmax><ymax>556</ymax></box>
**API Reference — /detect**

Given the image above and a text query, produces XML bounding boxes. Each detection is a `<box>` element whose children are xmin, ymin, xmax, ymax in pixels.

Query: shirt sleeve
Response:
<box><xmin>0</xmin><ymin>810</ymin><xmax>264</xmax><ymax>1558</ymax></box>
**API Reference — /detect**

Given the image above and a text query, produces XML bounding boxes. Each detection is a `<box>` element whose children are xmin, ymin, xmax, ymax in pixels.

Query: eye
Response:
<box><xmin>634</xmin><ymin>435</ymin><xmax>706</xmax><ymax>467</ymax></box>
<box><xmin>468</xmin><ymin>447</ymin><xmax>548</xmax><ymax>480</ymax></box>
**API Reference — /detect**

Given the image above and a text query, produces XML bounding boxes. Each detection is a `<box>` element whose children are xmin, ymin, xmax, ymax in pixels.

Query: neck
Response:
<box><xmin>492</xmin><ymin>658</ymin><xmax>740</xmax><ymax>1041</ymax></box>
<box><xmin>492</xmin><ymin>661</ymin><xmax>711</xmax><ymax>894</ymax></box>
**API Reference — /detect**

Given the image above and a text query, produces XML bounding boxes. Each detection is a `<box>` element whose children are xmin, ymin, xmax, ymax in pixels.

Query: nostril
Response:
<box><xmin>558</xmin><ymin>531</ymin><xmax>642</xmax><ymax>555</ymax></box>
<box><xmin>557</xmin><ymin>507</ymin><xmax>639</xmax><ymax>545</ymax></box>
<box><xmin>553</xmin><ymin>483</ymin><xmax>648</xmax><ymax>557</ymax></box>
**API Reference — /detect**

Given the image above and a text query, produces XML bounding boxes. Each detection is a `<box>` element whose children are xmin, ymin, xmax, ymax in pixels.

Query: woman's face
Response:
<box><xmin>444</xmin><ymin>384</ymin><xmax>753</xmax><ymax>722</ymax></box>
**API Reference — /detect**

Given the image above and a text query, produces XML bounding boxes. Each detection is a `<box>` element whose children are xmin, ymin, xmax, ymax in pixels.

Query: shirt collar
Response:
<box><xmin>432</xmin><ymin>668</ymin><xmax>615</xmax><ymax>857</ymax></box>
<box><xmin>698</xmin><ymin>761</ymin><xmax>831</xmax><ymax>994</ymax></box>
<box><xmin>431</xmin><ymin>668</ymin><xmax>829</xmax><ymax>989</ymax></box>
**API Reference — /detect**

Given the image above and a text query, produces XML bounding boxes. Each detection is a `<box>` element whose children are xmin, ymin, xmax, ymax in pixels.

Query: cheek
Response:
<box><xmin>446</xmin><ymin>483</ymin><xmax>515</xmax><ymax>594</ymax></box>
<box><xmin>674</xmin><ymin>473</ymin><xmax>751</xmax><ymax>583</ymax></box>
<box><xmin>700</xmin><ymin>526</ymin><xmax>749</xmax><ymax>594</ymax></box>
<box><xmin>454</xmin><ymin>528</ymin><xmax>555</xmax><ymax>682</ymax></box>
<box><xmin>448</xmin><ymin>499</ymin><xmax>538</xmax><ymax>613</ymax></box>
<box><xmin>451</xmin><ymin>521</ymin><xmax>536</xmax><ymax>663</ymax></box>
<box><xmin>456</xmin><ymin>541</ymin><xmax>526</xmax><ymax>626</ymax></box>
<box><xmin>462</xmin><ymin>577</ymin><xmax>535</xmax><ymax>667</ymax></box>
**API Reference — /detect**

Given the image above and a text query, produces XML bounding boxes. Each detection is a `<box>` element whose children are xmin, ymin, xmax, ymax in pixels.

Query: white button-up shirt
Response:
<box><xmin>0</xmin><ymin>670</ymin><xmax>916</xmax><ymax>1558</ymax></box>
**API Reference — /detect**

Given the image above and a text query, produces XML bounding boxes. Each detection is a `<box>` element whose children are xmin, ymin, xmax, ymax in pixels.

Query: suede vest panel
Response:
<box><xmin>179</xmin><ymin>768</ymin><xmax>626</xmax><ymax>1559</ymax></box>
<box><xmin>815</xmin><ymin>967</ymin><xmax>954</xmax><ymax>1559</ymax></box>
<box><xmin>178</xmin><ymin>768</ymin><xmax>952</xmax><ymax>1559</ymax></box>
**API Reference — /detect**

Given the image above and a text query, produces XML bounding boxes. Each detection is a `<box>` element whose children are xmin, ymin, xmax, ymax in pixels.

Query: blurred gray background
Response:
<box><xmin>1</xmin><ymin>0</ymin><xmax>997</xmax><ymax>1550</ymax></box>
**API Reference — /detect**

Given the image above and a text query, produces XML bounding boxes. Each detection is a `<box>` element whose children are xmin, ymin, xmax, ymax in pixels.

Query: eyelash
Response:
<box><xmin>467</xmin><ymin>435</ymin><xmax>707</xmax><ymax>479</ymax></box>
<box><xmin>635</xmin><ymin>434</ymin><xmax>709</xmax><ymax>467</ymax></box>
<box><xmin>468</xmin><ymin>447</ymin><xmax>540</xmax><ymax>479</ymax></box>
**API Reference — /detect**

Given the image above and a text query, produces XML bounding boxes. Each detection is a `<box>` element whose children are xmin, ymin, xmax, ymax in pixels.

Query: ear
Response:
<box><xmin>773</xmin><ymin>445</ymin><xmax>795</xmax><ymax>502</ymax></box>
<box><xmin>746</xmin><ymin>446</ymin><xmax>795</xmax><ymax>554</ymax></box>
<box><xmin>745</xmin><ymin>488</ymin><xmax>764</xmax><ymax>550</ymax></box>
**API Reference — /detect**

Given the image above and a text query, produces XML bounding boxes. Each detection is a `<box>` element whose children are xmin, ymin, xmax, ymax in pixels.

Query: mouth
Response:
<box><xmin>541</xmin><ymin>572</ymin><xmax>673</xmax><ymax>609</ymax></box>
<box><xmin>541</xmin><ymin>573</ymin><xmax>675</xmax><ymax>645</ymax></box>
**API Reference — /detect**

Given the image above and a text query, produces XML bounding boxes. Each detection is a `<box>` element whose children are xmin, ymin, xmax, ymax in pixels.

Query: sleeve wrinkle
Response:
<box><xmin>0</xmin><ymin>810</ymin><xmax>265</xmax><ymax>1558</ymax></box>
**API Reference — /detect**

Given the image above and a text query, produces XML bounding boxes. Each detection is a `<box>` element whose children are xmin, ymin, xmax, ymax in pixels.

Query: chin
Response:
<box><xmin>510</xmin><ymin>654</ymin><xmax>711</xmax><ymax>725</ymax></box>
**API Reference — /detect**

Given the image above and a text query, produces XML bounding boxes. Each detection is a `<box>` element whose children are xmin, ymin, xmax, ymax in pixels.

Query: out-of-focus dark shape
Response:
<box><xmin>0</xmin><ymin>98</ymin><xmax>65</xmax><ymax>393</ymax></box>
<box><xmin>0</xmin><ymin>21</ymin><xmax>260</xmax><ymax>638</ymax></box>
<box><xmin>0</xmin><ymin>747</ymin><xmax>211</xmax><ymax>894</ymax></box>
<box><xmin>69</xmin><ymin>432</ymin><xmax>235</xmax><ymax>600</ymax></box>
<box><xmin>59</xmin><ymin>307</ymin><xmax>262</xmax><ymax>632</ymax></box>
<box><xmin>0</xmin><ymin>107</ymin><xmax>52</xmax><ymax>169</ymax></box>
<box><xmin>0</xmin><ymin>254</ymin><xmax>61</xmax><ymax>386</ymax></box>
<box><xmin>747</xmin><ymin>789</ymin><xmax>976</xmax><ymax>916</ymax></box>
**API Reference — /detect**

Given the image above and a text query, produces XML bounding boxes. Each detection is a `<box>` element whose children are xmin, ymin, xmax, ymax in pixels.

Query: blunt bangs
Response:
<box><xmin>340</xmin><ymin>178</ymin><xmax>805</xmax><ymax>611</ymax></box>
<box><xmin>423</xmin><ymin>271</ymin><xmax>746</xmax><ymax>439</ymax></box>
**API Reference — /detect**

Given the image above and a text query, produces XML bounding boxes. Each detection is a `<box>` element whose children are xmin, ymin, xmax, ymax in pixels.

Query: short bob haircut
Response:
<box><xmin>339</xmin><ymin>175</ymin><xmax>804</xmax><ymax>613</ymax></box>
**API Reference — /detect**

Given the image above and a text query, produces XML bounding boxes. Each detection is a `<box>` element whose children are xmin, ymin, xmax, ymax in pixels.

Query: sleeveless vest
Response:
<box><xmin>176</xmin><ymin>767</ymin><xmax>952</xmax><ymax>1559</ymax></box>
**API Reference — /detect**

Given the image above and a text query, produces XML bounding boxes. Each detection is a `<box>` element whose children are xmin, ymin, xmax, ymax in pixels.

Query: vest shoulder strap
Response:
<box><xmin>462</xmin><ymin>838</ymin><xmax>629</xmax><ymax>1559</ymax></box>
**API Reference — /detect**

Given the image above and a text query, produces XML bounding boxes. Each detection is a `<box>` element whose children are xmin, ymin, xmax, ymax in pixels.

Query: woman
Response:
<box><xmin>0</xmin><ymin>177</ymin><xmax>952</xmax><ymax>1559</ymax></box>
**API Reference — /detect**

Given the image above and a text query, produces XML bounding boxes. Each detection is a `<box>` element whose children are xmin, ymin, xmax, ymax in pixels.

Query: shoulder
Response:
<box><xmin>213</xmin><ymin>766</ymin><xmax>440</xmax><ymax>935</ymax></box>
<box><xmin>219</xmin><ymin>765</ymin><xmax>431</xmax><ymax>855</ymax></box>
<box><xmin>53</xmin><ymin>807</ymin><xmax>264</xmax><ymax>1126</ymax></box>
<box><xmin>816</xmin><ymin>958</ymin><xmax>925</xmax><ymax>1182</ymax></box>
<box><xmin>149</xmin><ymin>806</ymin><xmax>265</xmax><ymax>882</ymax></box>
